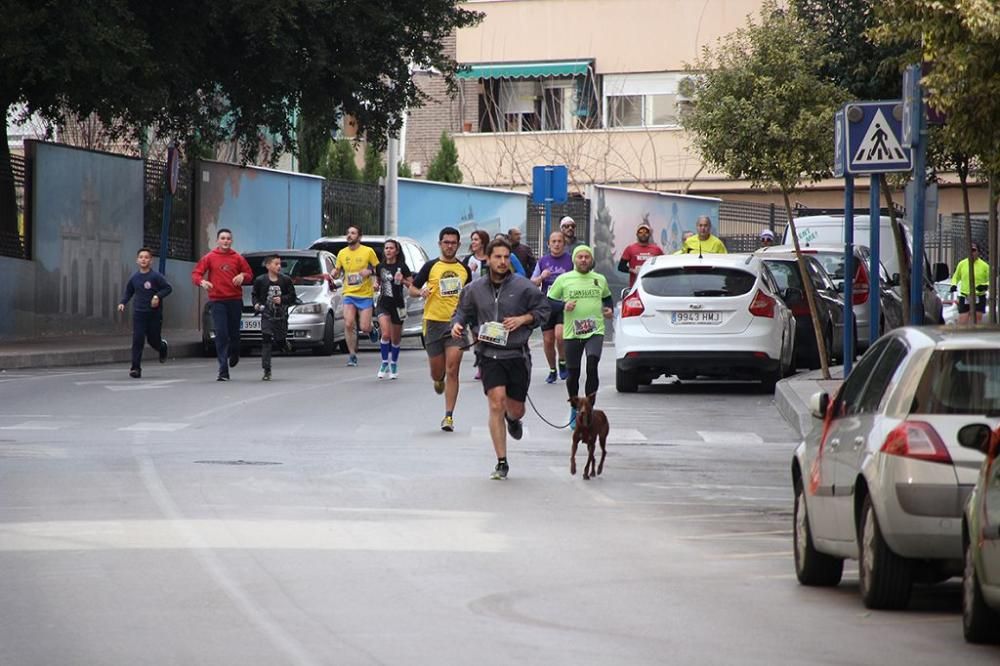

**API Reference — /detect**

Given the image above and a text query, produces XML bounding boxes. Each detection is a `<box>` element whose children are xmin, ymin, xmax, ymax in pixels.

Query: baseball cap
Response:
<box><xmin>759</xmin><ymin>229</ymin><xmax>775</xmax><ymax>240</ymax></box>
<box><xmin>637</xmin><ymin>222</ymin><xmax>652</xmax><ymax>232</ymax></box>
<box><xmin>559</xmin><ymin>216</ymin><xmax>575</xmax><ymax>227</ymax></box>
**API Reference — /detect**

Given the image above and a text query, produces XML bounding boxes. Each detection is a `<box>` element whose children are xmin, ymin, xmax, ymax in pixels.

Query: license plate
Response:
<box><xmin>240</xmin><ymin>317</ymin><xmax>261</xmax><ymax>331</ymax></box>
<box><xmin>671</xmin><ymin>311</ymin><xmax>722</xmax><ymax>325</ymax></box>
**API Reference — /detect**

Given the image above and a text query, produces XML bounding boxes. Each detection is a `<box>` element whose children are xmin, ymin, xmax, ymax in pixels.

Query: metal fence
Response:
<box><xmin>718</xmin><ymin>200</ymin><xmax>789</xmax><ymax>253</ymax></box>
<box><xmin>526</xmin><ymin>198</ymin><xmax>591</xmax><ymax>256</ymax></box>
<box><xmin>927</xmin><ymin>213</ymin><xmax>990</xmax><ymax>270</ymax></box>
<box><xmin>322</xmin><ymin>178</ymin><xmax>384</xmax><ymax>237</ymax></box>
<box><xmin>143</xmin><ymin>158</ymin><xmax>195</xmax><ymax>261</ymax></box>
<box><xmin>0</xmin><ymin>153</ymin><xmax>29</xmax><ymax>259</ymax></box>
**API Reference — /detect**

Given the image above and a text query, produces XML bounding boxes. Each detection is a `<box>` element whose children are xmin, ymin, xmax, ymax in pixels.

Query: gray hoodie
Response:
<box><xmin>452</xmin><ymin>271</ymin><xmax>550</xmax><ymax>360</ymax></box>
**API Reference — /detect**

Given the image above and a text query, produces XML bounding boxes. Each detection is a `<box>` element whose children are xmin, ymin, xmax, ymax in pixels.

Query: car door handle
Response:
<box><xmin>853</xmin><ymin>437</ymin><xmax>864</xmax><ymax>449</ymax></box>
<box><xmin>828</xmin><ymin>438</ymin><xmax>841</xmax><ymax>449</ymax></box>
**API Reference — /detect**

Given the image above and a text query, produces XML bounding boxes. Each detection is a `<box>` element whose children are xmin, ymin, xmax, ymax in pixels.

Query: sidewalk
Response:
<box><xmin>0</xmin><ymin>330</ymin><xmax>205</xmax><ymax>371</ymax></box>
<box><xmin>774</xmin><ymin>366</ymin><xmax>845</xmax><ymax>439</ymax></box>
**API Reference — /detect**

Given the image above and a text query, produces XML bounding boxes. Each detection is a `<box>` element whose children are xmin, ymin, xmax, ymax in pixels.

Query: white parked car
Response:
<box><xmin>614</xmin><ymin>253</ymin><xmax>796</xmax><ymax>392</ymax></box>
<box><xmin>792</xmin><ymin>326</ymin><xmax>1000</xmax><ymax>609</ymax></box>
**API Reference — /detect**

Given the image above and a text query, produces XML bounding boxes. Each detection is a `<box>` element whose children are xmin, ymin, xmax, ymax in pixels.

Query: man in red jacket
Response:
<box><xmin>191</xmin><ymin>228</ymin><xmax>253</xmax><ymax>381</ymax></box>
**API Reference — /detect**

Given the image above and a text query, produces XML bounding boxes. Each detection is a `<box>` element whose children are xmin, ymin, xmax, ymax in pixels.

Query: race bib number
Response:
<box><xmin>573</xmin><ymin>317</ymin><xmax>597</xmax><ymax>336</ymax></box>
<box><xmin>347</xmin><ymin>272</ymin><xmax>363</xmax><ymax>286</ymax></box>
<box><xmin>396</xmin><ymin>306</ymin><xmax>408</xmax><ymax>321</ymax></box>
<box><xmin>478</xmin><ymin>321</ymin><xmax>509</xmax><ymax>346</ymax></box>
<box><xmin>439</xmin><ymin>277</ymin><xmax>462</xmax><ymax>296</ymax></box>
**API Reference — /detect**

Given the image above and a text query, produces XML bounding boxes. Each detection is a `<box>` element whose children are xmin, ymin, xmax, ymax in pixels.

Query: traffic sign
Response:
<box><xmin>531</xmin><ymin>165</ymin><xmax>568</xmax><ymax>204</ymax></box>
<box><xmin>833</xmin><ymin>110</ymin><xmax>845</xmax><ymax>177</ymax></box>
<box><xmin>845</xmin><ymin>101</ymin><xmax>912</xmax><ymax>174</ymax></box>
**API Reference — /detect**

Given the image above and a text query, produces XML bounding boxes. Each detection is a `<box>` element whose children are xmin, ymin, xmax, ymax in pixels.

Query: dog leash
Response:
<box><xmin>526</xmin><ymin>392</ymin><xmax>572</xmax><ymax>430</ymax></box>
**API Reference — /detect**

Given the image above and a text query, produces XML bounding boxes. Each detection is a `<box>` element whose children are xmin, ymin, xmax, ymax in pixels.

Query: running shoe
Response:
<box><xmin>262</xmin><ymin>370</ymin><xmax>271</xmax><ymax>381</ymax></box>
<box><xmin>433</xmin><ymin>379</ymin><xmax>445</xmax><ymax>394</ymax></box>
<box><xmin>569</xmin><ymin>406</ymin><xmax>577</xmax><ymax>430</ymax></box>
<box><xmin>441</xmin><ymin>415</ymin><xmax>454</xmax><ymax>432</ymax></box>
<box><xmin>347</xmin><ymin>355</ymin><xmax>358</xmax><ymax>367</ymax></box>
<box><xmin>368</xmin><ymin>327</ymin><xmax>380</xmax><ymax>344</ymax></box>
<box><xmin>490</xmin><ymin>461</ymin><xmax>509</xmax><ymax>480</ymax></box>
<box><xmin>129</xmin><ymin>368</ymin><xmax>141</xmax><ymax>379</ymax></box>
<box><xmin>545</xmin><ymin>370</ymin><xmax>557</xmax><ymax>384</ymax></box>
<box><xmin>159</xmin><ymin>339</ymin><xmax>169</xmax><ymax>363</ymax></box>
<box><xmin>377</xmin><ymin>361</ymin><xmax>390</xmax><ymax>379</ymax></box>
<box><xmin>217</xmin><ymin>373</ymin><xmax>230</xmax><ymax>382</ymax></box>
<box><xmin>389</xmin><ymin>363</ymin><xmax>399</xmax><ymax>380</ymax></box>
<box><xmin>506</xmin><ymin>417</ymin><xmax>523</xmax><ymax>441</ymax></box>
<box><xmin>558</xmin><ymin>362</ymin><xmax>568</xmax><ymax>380</ymax></box>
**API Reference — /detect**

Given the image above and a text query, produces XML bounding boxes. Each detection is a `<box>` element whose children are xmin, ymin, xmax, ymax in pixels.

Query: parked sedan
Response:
<box><xmin>202</xmin><ymin>250</ymin><xmax>345</xmax><ymax>356</ymax></box>
<box><xmin>615</xmin><ymin>253</ymin><xmax>796</xmax><ymax>393</ymax></box>
<box><xmin>956</xmin><ymin>423</ymin><xmax>1000</xmax><ymax>643</ymax></box>
<box><xmin>755</xmin><ymin>248</ymin><xmax>844</xmax><ymax>369</ymax></box>
<box><xmin>791</xmin><ymin>326</ymin><xmax>1000</xmax><ymax>610</ymax></box>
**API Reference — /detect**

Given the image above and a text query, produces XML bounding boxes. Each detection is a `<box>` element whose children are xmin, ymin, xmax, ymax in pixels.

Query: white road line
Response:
<box><xmin>118</xmin><ymin>422</ymin><xmax>190</xmax><ymax>432</ymax></box>
<box><xmin>680</xmin><ymin>530</ymin><xmax>791</xmax><ymax>540</ymax></box>
<box><xmin>547</xmin><ymin>466</ymin><xmax>618</xmax><ymax>506</ymax></box>
<box><xmin>716</xmin><ymin>551</ymin><xmax>792</xmax><ymax>559</ymax></box>
<box><xmin>613</xmin><ymin>428</ymin><xmax>647</xmax><ymax>442</ymax></box>
<box><xmin>0</xmin><ymin>421</ymin><xmax>73</xmax><ymax>431</ymax></box>
<box><xmin>698</xmin><ymin>431</ymin><xmax>764</xmax><ymax>444</ymax></box>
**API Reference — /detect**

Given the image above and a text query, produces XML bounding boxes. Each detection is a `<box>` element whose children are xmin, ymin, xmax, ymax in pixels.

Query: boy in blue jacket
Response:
<box><xmin>118</xmin><ymin>248</ymin><xmax>172</xmax><ymax>378</ymax></box>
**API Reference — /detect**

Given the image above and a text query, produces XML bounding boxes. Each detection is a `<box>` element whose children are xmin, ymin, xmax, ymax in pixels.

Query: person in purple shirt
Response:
<box><xmin>530</xmin><ymin>231</ymin><xmax>575</xmax><ymax>384</ymax></box>
<box><xmin>118</xmin><ymin>247</ymin><xmax>172</xmax><ymax>378</ymax></box>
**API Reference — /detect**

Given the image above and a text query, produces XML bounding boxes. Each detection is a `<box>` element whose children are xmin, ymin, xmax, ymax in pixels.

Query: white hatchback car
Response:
<box><xmin>614</xmin><ymin>253</ymin><xmax>796</xmax><ymax>392</ymax></box>
<box><xmin>792</xmin><ymin>327</ymin><xmax>1000</xmax><ymax>609</ymax></box>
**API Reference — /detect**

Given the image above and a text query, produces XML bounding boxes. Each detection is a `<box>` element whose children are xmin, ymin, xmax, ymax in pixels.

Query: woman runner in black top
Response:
<box><xmin>374</xmin><ymin>239</ymin><xmax>413</xmax><ymax>379</ymax></box>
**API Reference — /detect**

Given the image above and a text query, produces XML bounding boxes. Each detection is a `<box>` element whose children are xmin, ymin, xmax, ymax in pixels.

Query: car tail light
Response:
<box><xmin>853</xmin><ymin>262</ymin><xmax>870</xmax><ymax>306</ymax></box>
<box><xmin>748</xmin><ymin>290</ymin><xmax>776</xmax><ymax>318</ymax></box>
<box><xmin>881</xmin><ymin>421</ymin><xmax>952</xmax><ymax>464</ymax></box>
<box><xmin>621</xmin><ymin>291</ymin><xmax>645</xmax><ymax>318</ymax></box>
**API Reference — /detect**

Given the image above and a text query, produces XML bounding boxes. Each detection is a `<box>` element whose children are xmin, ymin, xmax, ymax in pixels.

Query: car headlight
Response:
<box><xmin>291</xmin><ymin>302</ymin><xmax>323</xmax><ymax>315</ymax></box>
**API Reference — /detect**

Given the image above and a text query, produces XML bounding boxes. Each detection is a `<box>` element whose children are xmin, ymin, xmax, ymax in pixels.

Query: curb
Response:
<box><xmin>0</xmin><ymin>341</ymin><xmax>205</xmax><ymax>371</ymax></box>
<box><xmin>775</xmin><ymin>378</ymin><xmax>816</xmax><ymax>439</ymax></box>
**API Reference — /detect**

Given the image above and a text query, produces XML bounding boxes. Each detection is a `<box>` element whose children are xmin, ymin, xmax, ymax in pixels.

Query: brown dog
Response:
<box><xmin>569</xmin><ymin>394</ymin><xmax>608</xmax><ymax>480</ymax></box>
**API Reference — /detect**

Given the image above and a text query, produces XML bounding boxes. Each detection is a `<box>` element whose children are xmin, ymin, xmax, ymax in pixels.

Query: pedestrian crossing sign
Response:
<box><xmin>845</xmin><ymin>101</ymin><xmax>912</xmax><ymax>174</ymax></box>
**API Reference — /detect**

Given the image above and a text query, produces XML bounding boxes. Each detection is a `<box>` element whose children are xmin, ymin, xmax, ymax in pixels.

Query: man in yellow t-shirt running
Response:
<box><xmin>333</xmin><ymin>224</ymin><xmax>380</xmax><ymax>367</ymax></box>
<box><xmin>682</xmin><ymin>215</ymin><xmax>727</xmax><ymax>255</ymax></box>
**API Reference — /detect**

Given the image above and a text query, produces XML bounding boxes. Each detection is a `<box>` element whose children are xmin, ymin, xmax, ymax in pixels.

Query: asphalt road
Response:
<box><xmin>1</xmin><ymin>345</ymin><xmax>997</xmax><ymax>665</ymax></box>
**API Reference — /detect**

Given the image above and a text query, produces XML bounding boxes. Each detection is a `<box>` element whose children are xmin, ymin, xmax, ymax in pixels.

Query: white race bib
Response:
<box><xmin>347</xmin><ymin>272</ymin><xmax>363</xmax><ymax>286</ymax></box>
<box><xmin>477</xmin><ymin>321</ymin><xmax>509</xmax><ymax>346</ymax></box>
<box><xmin>573</xmin><ymin>317</ymin><xmax>597</xmax><ymax>336</ymax></box>
<box><xmin>396</xmin><ymin>306</ymin><xmax>408</xmax><ymax>321</ymax></box>
<box><xmin>439</xmin><ymin>277</ymin><xmax>462</xmax><ymax>296</ymax></box>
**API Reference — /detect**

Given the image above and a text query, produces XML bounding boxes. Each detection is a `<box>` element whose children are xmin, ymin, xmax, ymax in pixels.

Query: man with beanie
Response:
<box><xmin>618</xmin><ymin>220</ymin><xmax>664</xmax><ymax>288</ymax></box>
<box><xmin>560</xmin><ymin>216</ymin><xmax>585</xmax><ymax>254</ymax></box>
<box><xmin>547</xmin><ymin>245</ymin><xmax>613</xmax><ymax>429</ymax></box>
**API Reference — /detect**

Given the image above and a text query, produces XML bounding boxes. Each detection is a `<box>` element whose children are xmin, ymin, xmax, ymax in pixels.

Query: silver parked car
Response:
<box><xmin>202</xmin><ymin>250</ymin><xmax>345</xmax><ymax>356</ymax></box>
<box><xmin>791</xmin><ymin>326</ymin><xmax>1000</xmax><ymax>609</ymax></box>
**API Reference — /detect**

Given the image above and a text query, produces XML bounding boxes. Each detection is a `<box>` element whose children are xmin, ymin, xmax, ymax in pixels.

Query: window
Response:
<box><xmin>856</xmin><ymin>338</ymin><xmax>908</xmax><ymax>413</ymax></box>
<box><xmin>603</xmin><ymin>73</ymin><xmax>686</xmax><ymax>128</ymax></box>
<box><xmin>641</xmin><ymin>267</ymin><xmax>756</xmax><ymax>297</ymax></box>
<box><xmin>479</xmin><ymin>77</ymin><xmax>597</xmax><ymax>133</ymax></box>
<box><xmin>835</xmin><ymin>338</ymin><xmax>889</xmax><ymax>416</ymax></box>
<box><xmin>911</xmin><ymin>349</ymin><xmax>1000</xmax><ymax>414</ymax></box>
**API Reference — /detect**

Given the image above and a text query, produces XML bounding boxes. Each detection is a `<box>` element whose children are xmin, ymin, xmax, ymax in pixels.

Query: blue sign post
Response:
<box><xmin>532</xmin><ymin>165</ymin><xmax>568</xmax><ymax>241</ymax></box>
<box><xmin>158</xmin><ymin>143</ymin><xmax>180</xmax><ymax>275</ymax></box>
<box><xmin>903</xmin><ymin>65</ymin><xmax>928</xmax><ymax>325</ymax></box>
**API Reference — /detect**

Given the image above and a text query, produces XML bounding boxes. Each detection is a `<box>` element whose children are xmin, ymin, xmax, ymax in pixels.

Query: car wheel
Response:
<box><xmin>794</xmin><ymin>478</ymin><xmax>843</xmax><ymax>586</ymax></box>
<box><xmin>315</xmin><ymin>313</ymin><xmax>336</xmax><ymax>356</ymax></box>
<box><xmin>858</xmin><ymin>495</ymin><xmax>912</xmax><ymax>610</ymax></box>
<box><xmin>963</xmin><ymin>532</ymin><xmax>1000</xmax><ymax>643</ymax></box>
<box><xmin>616</xmin><ymin>365</ymin><xmax>638</xmax><ymax>393</ymax></box>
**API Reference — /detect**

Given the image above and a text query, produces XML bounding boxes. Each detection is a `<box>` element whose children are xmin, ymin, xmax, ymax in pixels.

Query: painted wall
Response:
<box><xmin>590</xmin><ymin>185</ymin><xmax>721</xmax><ymax>299</ymax></box>
<box><xmin>195</xmin><ymin>160</ymin><xmax>323</xmax><ymax>255</ymax></box>
<box><xmin>397</xmin><ymin>179</ymin><xmax>529</xmax><ymax>258</ymax></box>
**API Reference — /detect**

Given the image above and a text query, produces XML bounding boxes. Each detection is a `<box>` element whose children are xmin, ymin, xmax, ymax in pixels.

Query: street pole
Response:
<box><xmin>909</xmin><ymin>85</ymin><xmax>927</xmax><ymax>325</ymax></box>
<box><xmin>843</xmin><ymin>174</ymin><xmax>855</xmax><ymax>375</ymax></box>
<box><xmin>385</xmin><ymin>134</ymin><xmax>399</xmax><ymax>237</ymax></box>
<box><xmin>158</xmin><ymin>143</ymin><xmax>179</xmax><ymax>275</ymax></box>
<box><xmin>869</xmin><ymin>176</ymin><xmax>881</xmax><ymax>348</ymax></box>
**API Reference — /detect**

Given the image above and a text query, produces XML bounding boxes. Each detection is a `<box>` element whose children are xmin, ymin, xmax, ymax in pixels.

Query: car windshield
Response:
<box><xmin>641</xmin><ymin>267</ymin><xmax>755</xmax><ymax>297</ymax></box>
<box><xmin>812</xmin><ymin>254</ymin><xmax>845</xmax><ymax>281</ymax></box>
<box><xmin>246</xmin><ymin>255</ymin><xmax>326</xmax><ymax>285</ymax></box>
<box><xmin>911</xmin><ymin>349</ymin><xmax>1000</xmax><ymax>414</ymax></box>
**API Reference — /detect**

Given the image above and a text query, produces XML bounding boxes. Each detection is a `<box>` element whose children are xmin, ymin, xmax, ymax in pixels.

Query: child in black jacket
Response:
<box><xmin>251</xmin><ymin>255</ymin><xmax>297</xmax><ymax>380</ymax></box>
<box><xmin>118</xmin><ymin>247</ymin><xmax>173</xmax><ymax>378</ymax></box>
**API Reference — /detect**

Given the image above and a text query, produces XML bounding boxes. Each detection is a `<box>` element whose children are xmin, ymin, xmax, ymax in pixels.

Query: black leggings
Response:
<box><xmin>565</xmin><ymin>335</ymin><xmax>603</xmax><ymax>402</ymax></box>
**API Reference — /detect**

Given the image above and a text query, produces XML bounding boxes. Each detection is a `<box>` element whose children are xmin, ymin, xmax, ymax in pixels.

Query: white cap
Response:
<box><xmin>559</xmin><ymin>216</ymin><xmax>575</xmax><ymax>227</ymax></box>
<box><xmin>759</xmin><ymin>229</ymin><xmax>775</xmax><ymax>240</ymax></box>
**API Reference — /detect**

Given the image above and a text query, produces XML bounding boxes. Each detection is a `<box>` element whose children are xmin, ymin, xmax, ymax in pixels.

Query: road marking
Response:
<box><xmin>0</xmin><ymin>421</ymin><xmax>72</xmax><ymax>430</ymax></box>
<box><xmin>118</xmin><ymin>422</ymin><xmax>190</xmax><ymax>432</ymax></box>
<box><xmin>0</xmin><ymin>445</ymin><xmax>66</xmax><ymax>459</ymax></box>
<box><xmin>75</xmin><ymin>379</ymin><xmax>185</xmax><ymax>392</ymax></box>
<box><xmin>613</xmin><ymin>428</ymin><xmax>647</xmax><ymax>442</ymax></box>
<box><xmin>698</xmin><ymin>431</ymin><xmax>763</xmax><ymax>444</ymax></box>
<box><xmin>716</xmin><ymin>551</ymin><xmax>792</xmax><ymax>559</ymax></box>
<box><xmin>547</xmin><ymin>467</ymin><xmax>618</xmax><ymax>506</ymax></box>
<box><xmin>680</xmin><ymin>530</ymin><xmax>790</xmax><ymax>540</ymax></box>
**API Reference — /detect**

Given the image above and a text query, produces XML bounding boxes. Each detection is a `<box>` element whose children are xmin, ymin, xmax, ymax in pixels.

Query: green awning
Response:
<box><xmin>456</xmin><ymin>60</ymin><xmax>591</xmax><ymax>80</ymax></box>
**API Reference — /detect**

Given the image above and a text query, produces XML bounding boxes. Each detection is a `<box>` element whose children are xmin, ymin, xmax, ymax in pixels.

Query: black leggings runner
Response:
<box><xmin>564</xmin><ymin>335</ymin><xmax>604</xmax><ymax>402</ymax></box>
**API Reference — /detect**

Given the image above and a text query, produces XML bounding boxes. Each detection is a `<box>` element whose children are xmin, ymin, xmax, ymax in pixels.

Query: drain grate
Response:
<box><xmin>194</xmin><ymin>460</ymin><xmax>282</xmax><ymax>466</ymax></box>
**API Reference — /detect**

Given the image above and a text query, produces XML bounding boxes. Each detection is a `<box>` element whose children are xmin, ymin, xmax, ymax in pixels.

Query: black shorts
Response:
<box><xmin>958</xmin><ymin>296</ymin><xmax>987</xmax><ymax>313</ymax></box>
<box><xmin>375</xmin><ymin>300</ymin><xmax>405</xmax><ymax>325</ymax></box>
<box><xmin>480</xmin><ymin>356</ymin><xmax>531</xmax><ymax>402</ymax></box>
<box><xmin>541</xmin><ymin>298</ymin><xmax>565</xmax><ymax>331</ymax></box>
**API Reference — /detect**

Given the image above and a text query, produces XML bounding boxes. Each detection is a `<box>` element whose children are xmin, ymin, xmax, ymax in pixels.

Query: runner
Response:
<box><xmin>410</xmin><ymin>227</ymin><xmax>472</xmax><ymax>431</ymax></box>
<box><xmin>251</xmin><ymin>254</ymin><xmax>296</xmax><ymax>381</ymax></box>
<box><xmin>192</xmin><ymin>228</ymin><xmax>253</xmax><ymax>381</ymax></box>
<box><xmin>332</xmin><ymin>224</ymin><xmax>380</xmax><ymax>367</ymax></box>
<box><xmin>118</xmin><ymin>247</ymin><xmax>172</xmax><ymax>379</ymax></box>
<box><xmin>452</xmin><ymin>239</ymin><xmax>549</xmax><ymax>479</ymax></box>
<box><xmin>530</xmin><ymin>230</ymin><xmax>573</xmax><ymax>384</ymax></box>
<box><xmin>547</xmin><ymin>245</ymin><xmax>613</xmax><ymax>428</ymax></box>
<box><xmin>618</xmin><ymin>220</ymin><xmax>664</xmax><ymax>288</ymax></box>
<box><xmin>374</xmin><ymin>239</ymin><xmax>413</xmax><ymax>379</ymax></box>
<box><xmin>559</xmin><ymin>216</ymin><xmax>585</xmax><ymax>253</ymax></box>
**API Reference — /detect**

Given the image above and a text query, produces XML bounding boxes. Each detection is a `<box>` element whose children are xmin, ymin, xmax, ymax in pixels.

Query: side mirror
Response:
<box><xmin>784</xmin><ymin>287</ymin><xmax>804</xmax><ymax>303</ymax></box>
<box><xmin>958</xmin><ymin>424</ymin><xmax>993</xmax><ymax>454</ymax></box>
<box><xmin>809</xmin><ymin>391</ymin><xmax>830</xmax><ymax>420</ymax></box>
<box><xmin>890</xmin><ymin>273</ymin><xmax>901</xmax><ymax>287</ymax></box>
<box><xmin>934</xmin><ymin>262</ymin><xmax>950</xmax><ymax>282</ymax></box>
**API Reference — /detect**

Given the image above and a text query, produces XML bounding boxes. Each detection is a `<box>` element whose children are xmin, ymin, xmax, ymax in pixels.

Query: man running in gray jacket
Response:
<box><xmin>452</xmin><ymin>238</ymin><xmax>550</xmax><ymax>480</ymax></box>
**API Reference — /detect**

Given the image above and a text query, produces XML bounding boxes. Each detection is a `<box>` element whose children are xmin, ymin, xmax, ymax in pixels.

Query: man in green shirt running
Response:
<box><xmin>547</xmin><ymin>245</ymin><xmax>613</xmax><ymax>429</ymax></box>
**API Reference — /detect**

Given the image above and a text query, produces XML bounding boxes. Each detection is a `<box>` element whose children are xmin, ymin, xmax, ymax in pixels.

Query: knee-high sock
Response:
<box><xmin>391</xmin><ymin>345</ymin><xmax>401</xmax><ymax>362</ymax></box>
<box><xmin>380</xmin><ymin>341</ymin><xmax>390</xmax><ymax>361</ymax></box>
